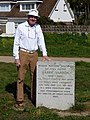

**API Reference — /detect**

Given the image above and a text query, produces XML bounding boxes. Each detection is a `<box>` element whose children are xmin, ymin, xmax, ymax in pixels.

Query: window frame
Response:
<box><xmin>0</xmin><ymin>3</ymin><xmax>11</xmax><ymax>12</ymax></box>
<box><xmin>20</xmin><ymin>3</ymin><xmax>36</xmax><ymax>11</ymax></box>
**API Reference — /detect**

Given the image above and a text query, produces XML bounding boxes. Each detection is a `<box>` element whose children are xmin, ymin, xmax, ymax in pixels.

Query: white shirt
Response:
<box><xmin>13</xmin><ymin>21</ymin><xmax>47</xmax><ymax>59</ymax></box>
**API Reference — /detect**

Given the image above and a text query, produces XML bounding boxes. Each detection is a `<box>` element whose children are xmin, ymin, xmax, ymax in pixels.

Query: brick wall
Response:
<box><xmin>0</xmin><ymin>25</ymin><xmax>90</xmax><ymax>34</ymax></box>
<box><xmin>41</xmin><ymin>25</ymin><xmax>90</xmax><ymax>33</ymax></box>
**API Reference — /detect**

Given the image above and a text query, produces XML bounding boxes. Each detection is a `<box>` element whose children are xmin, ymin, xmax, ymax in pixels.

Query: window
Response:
<box><xmin>63</xmin><ymin>4</ymin><xmax>67</xmax><ymax>12</ymax></box>
<box><xmin>0</xmin><ymin>3</ymin><xmax>11</xmax><ymax>11</ymax></box>
<box><xmin>20</xmin><ymin>3</ymin><xmax>35</xmax><ymax>11</ymax></box>
<box><xmin>55</xmin><ymin>6</ymin><xmax>58</xmax><ymax>11</ymax></box>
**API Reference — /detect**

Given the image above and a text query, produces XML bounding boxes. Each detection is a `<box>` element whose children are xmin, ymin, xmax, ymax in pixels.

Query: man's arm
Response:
<box><xmin>13</xmin><ymin>27</ymin><xmax>21</xmax><ymax>66</ymax></box>
<box><xmin>37</xmin><ymin>25</ymin><xmax>51</xmax><ymax>61</ymax></box>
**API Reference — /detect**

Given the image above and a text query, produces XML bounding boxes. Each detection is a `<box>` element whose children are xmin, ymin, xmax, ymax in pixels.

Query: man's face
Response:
<box><xmin>28</xmin><ymin>15</ymin><xmax>38</xmax><ymax>26</ymax></box>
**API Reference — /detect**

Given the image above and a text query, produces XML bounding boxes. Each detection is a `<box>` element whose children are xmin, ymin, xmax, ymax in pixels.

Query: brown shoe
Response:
<box><xmin>13</xmin><ymin>101</ymin><xmax>25</xmax><ymax>111</ymax></box>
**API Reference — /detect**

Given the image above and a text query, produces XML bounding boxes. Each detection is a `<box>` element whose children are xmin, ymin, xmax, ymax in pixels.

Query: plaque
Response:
<box><xmin>36</xmin><ymin>61</ymin><xmax>75</xmax><ymax>110</ymax></box>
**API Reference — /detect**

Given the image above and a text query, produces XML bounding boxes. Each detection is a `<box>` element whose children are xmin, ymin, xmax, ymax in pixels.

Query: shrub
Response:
<box><xmin>37</xmin><ymin>16</ymin><xmax>55</xmax><ymax>25</ymax></box>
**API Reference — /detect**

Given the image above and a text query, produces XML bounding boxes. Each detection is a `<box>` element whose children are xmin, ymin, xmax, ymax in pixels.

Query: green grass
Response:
<box><xmin>0</xmin><ymin>37</ymin><xmax>13</xmax><ymax>56</ymax></box>
<box><xmin>0</xmin><ymin>62</ymin><xmax>90</xmax><ymax>120</ymax></box>
<box><xmin>0</xmin><ymin>33</ymin><xmax>90</xmax><ymax>57</ymax></box>
<box><xmin>0</xmin><ymin>33</ymin><xmax>90</xmax><ymax>119</ymax></box>
<box><xmin>44</xmin><ymin>32</ymin><xmax>90</xmax><ymax>57</ymax></box>
<box><xmin>75</xmin><ymin>62</ymin><xmax>90</xmax><ymax>103</ymax></box>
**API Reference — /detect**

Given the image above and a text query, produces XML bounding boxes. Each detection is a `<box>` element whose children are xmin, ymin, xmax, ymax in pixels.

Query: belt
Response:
<box><xmin>20</xmin><ymin>48</ymin><xmax>36</xmax><ymax>54</ymax></box>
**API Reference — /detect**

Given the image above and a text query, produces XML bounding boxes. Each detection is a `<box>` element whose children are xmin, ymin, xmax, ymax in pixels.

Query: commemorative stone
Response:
<box><xmin>36</xmin><ymin>61</ymin><xmax>75</xmax><ymax>110</ymax></box>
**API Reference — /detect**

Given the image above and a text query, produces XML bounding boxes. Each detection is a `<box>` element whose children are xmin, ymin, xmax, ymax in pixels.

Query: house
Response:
<box><xmin>0</xmin><ymin>0</ymin><xmax>74</xmax><ymax>36</ymax></box>
<box><xmin>38</xmin><ymin>0</ymin><xmax>74</xmax><ymax>23</ymax></box>
<box><xmin>0</xmin><ymin>0</ymin><xmax>43</xmax><ymax>36</ymax></box>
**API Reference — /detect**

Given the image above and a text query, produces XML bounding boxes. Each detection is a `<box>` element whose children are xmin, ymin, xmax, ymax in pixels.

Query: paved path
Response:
<box><xmin>0</xmin><ymin>56</ymin><xmax>90</xmax><ymax>63</ymax></box>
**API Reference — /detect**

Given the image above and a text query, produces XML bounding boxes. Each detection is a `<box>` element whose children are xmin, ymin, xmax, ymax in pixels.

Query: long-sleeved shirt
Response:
<box><xmin>13</xmin><ymin>21</ymin><xmax>47</xmax><ymax>59</ymax></box>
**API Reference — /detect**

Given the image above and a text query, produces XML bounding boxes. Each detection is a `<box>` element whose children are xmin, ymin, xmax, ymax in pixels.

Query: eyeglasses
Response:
<box><xmin>29</xmin><ymin>19</ymin><xmax>37</xmax><ymax>22</ymax></box>
<box><xmin>30</xmin><ymin>9</ymin><xmax>37</xmax><ymax>13</ymax></box>
<box><xmin>28</xmin><ymin>15</ymin><xmax>38</xmax><ymax>19</ymax></box>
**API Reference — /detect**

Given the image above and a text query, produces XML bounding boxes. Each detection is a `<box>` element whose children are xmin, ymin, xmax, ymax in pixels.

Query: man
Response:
<box><xmin>13</xmin><ymin>9</ymin><xmax>50</xmax><ymax>110</ymax></box>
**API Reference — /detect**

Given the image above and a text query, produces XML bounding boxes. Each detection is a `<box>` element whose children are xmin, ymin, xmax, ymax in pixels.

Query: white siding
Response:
<box><xmin>49</xmin><ymin>0</ymin><xmax>74</xmax><ymax>22</ymax></box>
<box><xmin>6</xmin><ymin>22</ymin><xmax>15</xmax><ymax>34</ymax></box>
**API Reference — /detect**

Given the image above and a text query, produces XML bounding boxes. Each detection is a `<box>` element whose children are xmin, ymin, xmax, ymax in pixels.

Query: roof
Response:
<box><xmin>0</xmin><ymin>0</ymin><xmax>57</xmax><ymax>18</ymax></box>
<box><xmin>38</xmin><ymin>0</ymin><xmax>57</xmax><ymax>17</ymax></box>
<box><xmin>7</xmin><ymin>3</ymin><xmax>27</xmax><ymax>17</ymax></box>
<box><xmin>0</xmin><ymin>0</ymin><xmax>42</xmax><ymax>18</ymax></box>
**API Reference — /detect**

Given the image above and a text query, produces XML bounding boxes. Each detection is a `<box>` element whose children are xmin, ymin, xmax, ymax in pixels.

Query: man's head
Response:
<box><xmin>27</xmin><ymin>9</ymin><xmax>39</xmax><ymax>26</ymax></box>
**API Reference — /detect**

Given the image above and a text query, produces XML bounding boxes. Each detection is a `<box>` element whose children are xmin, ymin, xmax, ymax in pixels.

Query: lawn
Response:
<box><xmin>0</xmin><ymin>62</ymin><xmax>90</xmax><ymax>120</ymax></box>
<box><xmin>0</xmin><ymin>32</ymin><xmax>90</xmax><ymax>119</ymax></box>
<box><xmin>0</xmin><ymin>32</ymin><xmax>90</xmax><ymax>57</ymax></box>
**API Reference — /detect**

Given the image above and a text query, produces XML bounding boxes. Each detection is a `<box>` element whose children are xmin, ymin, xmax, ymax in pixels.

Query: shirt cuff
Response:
<box><xmin>14</xmin><ymin>55</ymin><xmax>19</xmax><ymax>59</ymax></box>
<box><xmin>42</xmin><ymin>51</ymin><xmax>47</xmax><ymax>56</ymax></box>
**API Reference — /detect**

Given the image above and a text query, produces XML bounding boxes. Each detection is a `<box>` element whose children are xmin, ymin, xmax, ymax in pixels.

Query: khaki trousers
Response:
<box><xmin>17</xmin><ymin>50</ymin><xmax>38</xmax><ymax>103</ymax></box>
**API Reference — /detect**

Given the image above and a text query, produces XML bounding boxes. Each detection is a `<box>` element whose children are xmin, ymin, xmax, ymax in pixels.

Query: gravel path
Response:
<box><xmin>0</xmin><ymin>56</ymin><xmax>90</xmax><ymax>63</ymax></box>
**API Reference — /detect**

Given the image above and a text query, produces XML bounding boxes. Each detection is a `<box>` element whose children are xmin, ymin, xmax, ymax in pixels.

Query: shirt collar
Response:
<box><xmin>25</xmin><ymin>21</ymin><xmax>36</xmax><ymax>28</ymax></box>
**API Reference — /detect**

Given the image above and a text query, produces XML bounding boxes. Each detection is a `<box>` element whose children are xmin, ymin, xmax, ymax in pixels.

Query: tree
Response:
<box><xmin>68</xmin><ymin>0</ymin><xmax>90</xmax><ymax>25</ymax></box>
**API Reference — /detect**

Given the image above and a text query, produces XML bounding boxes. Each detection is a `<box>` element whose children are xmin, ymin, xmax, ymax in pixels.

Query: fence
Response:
<box><xmin>41</xmin><ymin>25</ymin><xmax>90</xmax><ymax>33</ymax></box>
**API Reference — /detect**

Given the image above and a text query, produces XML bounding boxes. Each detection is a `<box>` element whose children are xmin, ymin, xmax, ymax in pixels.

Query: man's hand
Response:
<box><xmin>14</xmin><ymin>59</ymin><xmax>21</xmax><ymax>67</ymax></box>
<box><xmin>43</xmin><ymin>56</ymin><xmax>51</xmax><ymax>61</ymax></box>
